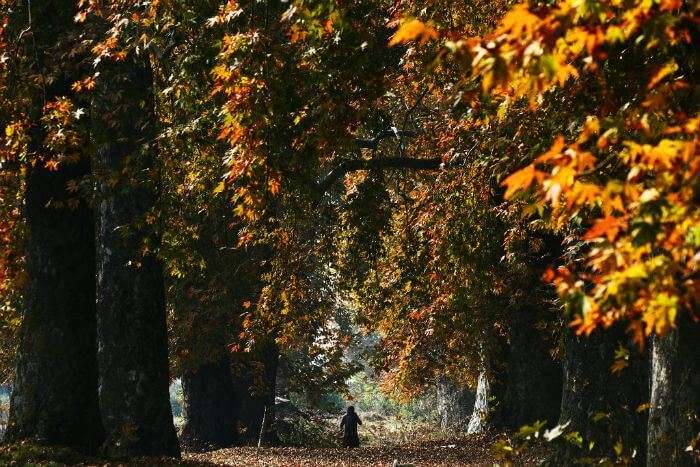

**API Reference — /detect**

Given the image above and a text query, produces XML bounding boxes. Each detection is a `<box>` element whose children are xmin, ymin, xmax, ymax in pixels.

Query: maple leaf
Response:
<box><xmin>44</xmin><ymin>159</ymin><xmax>61</xmax><ymax>171</ymax></box>
<box><xmin>268</xmin><ymin>177</ymin><xmax>281</xmax><ymax>195</ymax></box>
<box><xmin>389</xmin><ymin>19</ymin><xmax>438</xmax><ymax>46</ymax></box>
<box><xmin>502</xmin><ymin>164</ymin><xmax>536</xmax><ymax>199</ymax></box>
<box><xmin>659</xmin><ymin>0</ymin><xmax>682</xmax><ymax>12</ymax></box>
<box><xmin>541</xmin><ymin>267</ymin><xmax>557</xmax><ymax>283</ymax></box>
<box><xmin>496</xmin><ymin>4</ymin><xmax>541</xmax><ymax>40</ymax></box>
<box><xmin>583</xmin><ymin>215</ymin><xmax>627</xmax><ymax>242</ymax></box>
<box><xmin>535</xmin><ymin>136</ymin><xmax>566</xmax><ymax>164</ymax></box>
<box><xmin>567</xmin><ymin>182</ymin><xmax>600</xmax><ymax>208</ymax></box>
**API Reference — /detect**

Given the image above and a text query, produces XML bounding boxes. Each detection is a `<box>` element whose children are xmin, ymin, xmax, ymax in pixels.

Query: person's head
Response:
<box><xmin>347</xmin><ymin>405</ymin><xmax>355</xmax><ymax>414</ymax></box>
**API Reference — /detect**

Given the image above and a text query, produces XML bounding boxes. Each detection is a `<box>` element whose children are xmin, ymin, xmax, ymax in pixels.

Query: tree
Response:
<box><xmin>180</xmin><ymin>357</ymin><xmax>238</xmax><ymax>450</ymax></box>
<box><xmin>78</xmin><ymin>2</ymin><xmax>180</xmax><ymax>454</ymax></box>
<box><xmin>422</xmin><ymin>0</ymin><xmax>699</xmax><ymax>462</ymax></box>
<box><xmin>1</xmin><ymin>0</ymin><xmax>102</xmax><ymax>452</ymax></box>
<box><xmin>556</xmin><ymin>328</ymin><xmax>648</xmax><ymax>464</ymax></box>
<box><xmin>91</xmin><ymin>51</ymin><xmax>180</xmax><ymax>457</ymax></box>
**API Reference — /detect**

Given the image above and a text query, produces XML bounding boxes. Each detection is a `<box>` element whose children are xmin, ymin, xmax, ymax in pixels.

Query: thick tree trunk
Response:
<box><xmin>647</xmin><ymin>317</ymin><xmax>700</xmax><ymax>466</ymax></box>
<box><xmin>436</xmin><ymin>376</ymin><xmax>475</xmax><ymax>431</ymax></box>
<box><xmin>4</xmin><ymin>159</ymin><xmax>103</xmax><ymax>452</ymax></box>
<box><xmin>555</xmin><ymin>327</ymin><xmax>648</xmax><ymax>464</ymax></box>
<box><xmin>4</xmin><ymin>0</ymin><xmax>103</xmax><ymax>452</ymax></box>
<box><xmin>94</xmin><ymin>55</ymin><xmax>179</xmax><ymax>458</ymax></box>
<box><xmin>502</xmin><ymin>306</ymin><xmax>561</xmax><ymax>428</ymax></box>
<box><xmin>180</xmin><ymin>356</ymin><xmax>238</xmax><ymax>451</ymax></box>
<box><xmin>231</xmin><ymin>341</ymin><xmax>279</xmax><ymax>444</ymax></box>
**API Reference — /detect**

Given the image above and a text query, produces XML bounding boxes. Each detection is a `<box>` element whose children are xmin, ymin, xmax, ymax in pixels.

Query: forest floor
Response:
<box><xmin>0</xmin><ymin>431</ymin><xmax>546</xmax><ymax>466</ymax></box>
<box><xmin>184</xmin><ymin>431</ymin><xmax>546</xmax><ymax>466</ymax></box>
<box><xmin>0</xmin><ymin>414</ymin><xmax>548</xmax><ymax>465</ymax></box>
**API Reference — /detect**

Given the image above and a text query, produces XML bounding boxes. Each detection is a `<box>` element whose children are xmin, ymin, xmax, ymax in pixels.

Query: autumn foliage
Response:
<box><xmin>384</xmin><ymin>0</ymin><xmax>699</xmax><ymax>347</ymax></box>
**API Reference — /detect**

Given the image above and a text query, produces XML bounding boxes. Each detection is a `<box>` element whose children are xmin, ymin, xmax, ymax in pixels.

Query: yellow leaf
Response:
<box><xmin>213</xmin><ymin>180</ymin><xmax>226</xmax><ymax>194</ymax></box>
<box><xmin>496</xmin><ymin>5</ymin><xmax>540</xmax><ymax>40</ymax></box>
<box><xmin>567</xmin><ymin>182</ymin><xmax>600</xmax><ymax>208</ymax></box>
<box><xmin>389</xmin><ymin>19</ymin><xmax>438</xmax><ymax>46</ymax></box>
<box><xmin>577</xmin><ymin>116</ymin><xmax>600</xmax><ymax>143</ymax></box>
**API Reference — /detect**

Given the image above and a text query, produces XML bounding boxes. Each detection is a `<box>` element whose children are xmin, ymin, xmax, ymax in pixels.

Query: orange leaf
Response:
<box><xmin>535</xmin><ymin>136</ymin><xmax>566</xmax><ymax>164</ymax></box>
<box><xmin>610</xmin><ymin>359</ymin><xmax>628</xmax><ymax>374</ymax></box>
<box><xmin>389</xmin><ymin>19</ymin><xmax>438</xmax><ymax>46</ymax></box>
<box><xmin>647</xmin><ymin>60</ymin><xmax>678</xmax><ymax>90</ymax></box>
<box><xmin>583</xmin><ymin>215</ymin><xmax>627</xmax><ymax>242</ymax></box>
<box><xmin>502</xmin><ymin>164</ymin><xmax>536</xmax><ymax>199</ymax></box>
<box><xmin>659</xmin><ymin>0</ymin><xmax>682</xmax><ymax>11</ymax></box>
<box><xmin>541</xmin><ymin>267</ymin><xmax>556</xmax><ymax>283</ymax></box>
<box><xmin>496</xmin><ymin>4</ymin><xmax>541</xmax><ymax>40</ymax></box>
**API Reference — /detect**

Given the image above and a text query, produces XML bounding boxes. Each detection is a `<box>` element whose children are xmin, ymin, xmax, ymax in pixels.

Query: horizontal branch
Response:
<box><xmin>318</xmin><ymin>156</ymin><xmax>444</xmax><ymax>192</ymax></box>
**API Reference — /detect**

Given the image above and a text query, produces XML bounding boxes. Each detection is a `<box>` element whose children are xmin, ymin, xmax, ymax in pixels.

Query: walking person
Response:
<box><xmin>340</xmin><ymin>405</ymin><xmax>363</xmax><ymax>448</ymax></box>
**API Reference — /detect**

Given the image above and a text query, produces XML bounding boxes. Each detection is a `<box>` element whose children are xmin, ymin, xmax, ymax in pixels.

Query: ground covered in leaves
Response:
<box><xmin>0</xmin><ymin>431</ymin><xmax>547</xmax><ymax>466</ymax></box>
<box><xmin>185</xmin><ymin>432</ymin><xmax>546</xmax><ymax>466</ymax></box>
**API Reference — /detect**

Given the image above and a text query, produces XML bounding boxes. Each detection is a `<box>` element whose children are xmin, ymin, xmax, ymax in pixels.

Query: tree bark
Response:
<box><xmin>436</xmin><ymin>376</ymin><xmax>475</xmax><ymax>431</ymax></box>
<box><xmin>555</xmin><ymin>327</ymin><xmax>648</xmax><ymax>464</ymax></box>
<box><xmin>231</xmin><ymin>340</ymin><xmax>279</xmax><ymax>444</ymax></box>
<box><xmin>4</xmin><ymin>159</ymin><xmax>103</xmax><ymax>452</ymax></box>
<box><xmin>502</xmin><ymin>306</ymin><xmax>562</xmax><ymax>428</ymax></box>
<box><xmin>180</xmin><ymin>356</ymin><xmax>238</xmax><ymax>451</ymax></box>
<box><xmin>467</xmin><ymin>340</ymin><xmax>507</xmax><ymax>434</ymax></box>
<box><xmin>94</xmin><ymin>54</ymin><xmax>179</xmax><ymax>458</ymax></box>
<box><xmin>647</xmin><ymin>317</ymin><xmax>700</xmax><ymax>466</ymax></box>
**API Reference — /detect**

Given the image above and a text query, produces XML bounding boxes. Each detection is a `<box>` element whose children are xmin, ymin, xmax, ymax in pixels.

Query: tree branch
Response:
<box><xmin>354</xmin><ymin>129</ymin><xmax>418</xmax><ymax>150</ymax></box>
<box><xmin>318</xmin><ymin>156</ymin><xmax>443</xmax><ymax>192</ymax></box>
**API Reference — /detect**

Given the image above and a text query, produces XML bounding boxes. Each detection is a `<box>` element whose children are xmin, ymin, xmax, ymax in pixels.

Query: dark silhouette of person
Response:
<box><xmin>340</xmin><ymin>405</ymin><xmax>362</xmax><ymax>448</ymax></box>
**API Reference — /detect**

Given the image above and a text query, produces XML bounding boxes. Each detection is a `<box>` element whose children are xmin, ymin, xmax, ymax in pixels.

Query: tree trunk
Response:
<box><xmin>467</xmin><ymin>307</ymin><xmax>560</xmax><ymax>435</ymax></box>
<box><xmin>555</xmin><ymin>327</ymin><xmax>648</xmax><ymax>464</ymax></box>
<box><xmin>4</xmin><ymin>159</ymin><xmax>103</xmax><ymax>452</ymax></box>
<box><xmin>467</xmin><ymin>342</ymin><xmax>507</xmax><ymax>434</ymax></box>
<box><xmin>4</xmin><ymin>0</ymin><xmax>103</xmax><ymax>450</ymax></box>
<box><xmin>437</xmin><ymin>376</ymin><xmax>475</xmax><ymax>432</ymax></box>
<box><xmin>180</xmin><ymin>356</ymin><xmax>238</xmax><ymax>451</ymax></box>
<box><xmin>94</xmin><ymin>54</ymin><xmax>179</xmax><ymax>458</ymax></box>
<box><xmin>502</xmin><ymin>306</ymin><xmax>561</xmax><ymax>428</ymax></box>
<box><xmin>647</xmin><ymin>317</ymin><xmax>700</xmax><ymax>466</ymax></box>
<box><xmin>231</xmin><ymin>340</ymin><xmax>279</xmax><ymax>444</ymax></box>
